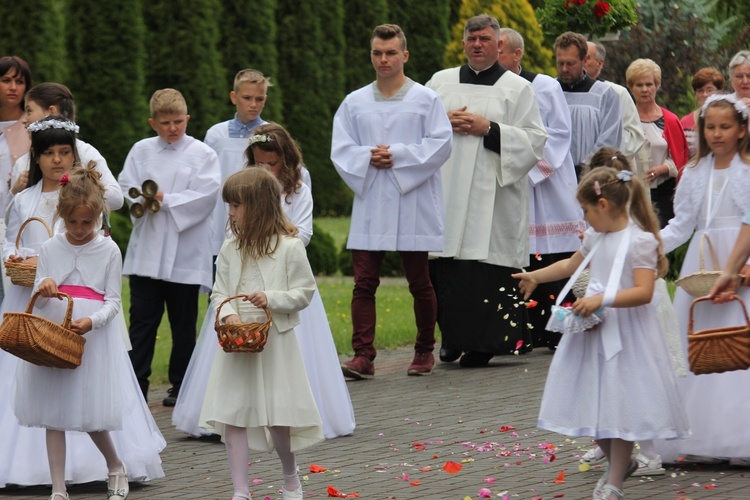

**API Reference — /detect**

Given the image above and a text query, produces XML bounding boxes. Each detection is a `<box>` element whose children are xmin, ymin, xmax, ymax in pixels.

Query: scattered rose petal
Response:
<box><xmin>578</xmin><ymin>462</ymin><xmax>590</xmax><ymax>472</ymax></box>
<box><xmin>515</xmin><ymin>340</ymin><xmax>523</xmax><ymax>350</ymax></box>
<box><xmin>251</xmin><ymin>478</ymin><xmax>263</xmax><ymax>484</ymax></box>
<box><xmin>478</xmin><ymin>488</ymin><xmax>492</xmax><ymax>498</ymax></box>
<box><xmin>526</xmin><ymin>300</ymin><xmax>538</xmax><ymax>308</ymax></box>
<box><xmin>420</xmin><ymin>466</ymin><xmax>432</xmax><ymax>472</ymax></box>
<box><xmin>310</xmin><ymin>464</ymin><xmax>327</xmax><ymax>473</ymax></box>
<box><xmin>553</xmin><ymin>470</ymin><xmax>566</xmax><ymax>483</ymax></box>
<box><xmin>442</xmin><ymin>461</ymin><xmax>463</xmax><ymax>474</ymax></box>
<box><xmin>483</xmin><ymin>477</ymin><xmax>495</xmax><ymax>484</ymax></box>
<box><xmin>410</xmin><ymin>481</ymin><xmax>421</xmax><ymax>486</ymax></box>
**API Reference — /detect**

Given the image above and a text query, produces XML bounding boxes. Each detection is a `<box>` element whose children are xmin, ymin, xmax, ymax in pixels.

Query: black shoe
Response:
<box><xmin>459</xmin><ymin>351</ymin><xmax>493</xmax><ymax>367</ymax></box>
<box><xmin>439</xmin><ymin>347</ymin><xmax>462</xmax><ymax>363</ymax></box>
<box><xmin>163</xmin><ymin>385</ymin><xmax>180</xmax><ymax>407</ymax></box>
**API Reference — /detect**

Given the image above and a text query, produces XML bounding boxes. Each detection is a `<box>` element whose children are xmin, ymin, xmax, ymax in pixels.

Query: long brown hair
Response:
<box><xmin>222</xmin><ymin>167</ymin><xmax>297</xmax><ymax>259</ymax></box>
<box><xmin>577</xmin><ymin>165</ymin><xmax>669</xmax><ymax>278</ymax></box>
<box><xmin>244</xmin><ymin>122</ymin><xmax>303</xmax><ymax>204</ymax></box>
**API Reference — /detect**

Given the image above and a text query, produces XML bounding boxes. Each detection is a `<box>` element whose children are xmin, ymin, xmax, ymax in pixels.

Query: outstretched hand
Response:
<box><xmin>511</xmin><ymin>271</ymin><xmax>537</xmax><ymax>300</ymax></box>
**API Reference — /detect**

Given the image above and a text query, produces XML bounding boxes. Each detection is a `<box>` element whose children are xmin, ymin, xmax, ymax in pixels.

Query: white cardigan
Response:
<box><xmin>211</xmin><ymin>235</ymin><xmax>316</xmax><ymax>333</ymax></box>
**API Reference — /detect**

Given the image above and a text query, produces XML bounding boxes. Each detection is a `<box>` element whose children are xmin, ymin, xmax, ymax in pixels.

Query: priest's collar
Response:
<box><xmin>460</xmin><ymin>62</ymin><xmax>506</xmax><ymax>85</ymax></box>
<box><xmin>519</xmin><ymin>66</ymin><xmax>539</xmax><ymax>84</ymax></box>
<box><xmin>558</xmin><ymin>71</ymin><xmax>596</xmax><ymax>93</ymax></box>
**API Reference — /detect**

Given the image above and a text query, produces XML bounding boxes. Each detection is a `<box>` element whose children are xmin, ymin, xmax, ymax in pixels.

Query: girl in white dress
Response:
<box><xmin>174</xmin><ymin>123</ymin><xmax>354</xmax><ymax>439</ymax></box>
<box><xmin>514</xmin><ymin>167</ymin><xmax>689</xmax><ymax>500</ymax></box>
<box><xmin>656</xmin><ymin>94</ymin><xmax>750</xmax><ymax>465</ymax></box>
<box><xmin>200</xmin><ymin>167</ymin><xmax>323</xmax><ymax>500</ymax></box>
<box><xmin>14</xmin><ymin>165</ymin><xmax>166</xmax><ymax>500</ymax></box>
<box><xmin>0</xmin><ymin>122</ymin><xmax>164</xmax><ymax>492</ymax></box>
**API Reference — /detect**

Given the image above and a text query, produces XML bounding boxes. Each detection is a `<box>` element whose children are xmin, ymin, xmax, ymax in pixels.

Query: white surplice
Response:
<box><xmin>525</xmin><ymin>72</ymin><xmax>584</xmax><ymax>255</ymax></box>
<box><xmin>426</xmin><ymin>68</ymin><xmax>547</xmax><ymax>268</ymax></box>
<box><xmin>606</xmin><ymin>81</ymin><xmax>645</xmax><ymax>171</ymax></box>
<box><xmin>118</xmin><ymin>135</ymin><xmax>220</xmax><ymax>291</ymax></box>
<box><xmin>331</xmin><ymin>80</ymin><xmax>452</xmax><ymax>251</ymax></box>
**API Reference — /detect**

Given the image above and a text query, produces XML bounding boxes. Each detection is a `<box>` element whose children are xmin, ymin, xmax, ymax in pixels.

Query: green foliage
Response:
<box><xmin>142</xmin><ymin>0</ymin><xmax>226</xmax><ymax>141</ymax></box>
<box><xmin>535</xmin><ymin>0</ymin><xmax>638</xmax><ymax>41</ymax></box>
<box><xmin>601</xmin><ymin>0</ymin><xmax>733</xmax><ymax>118</ymax></box>
<box><xmin>711</xmin><ymin>1</ymin><xmax>750</xmax><ymax>51</ymax></box>
<box><xmin>388</xmin><ymin>0</ymin><xmax>452</xmax><ymax>84</ymax></box>
<box><xmin>219</xmin><ymin>0</ymin><xmax>283</xmax><ymax>122</ymax></box>
<box><xmin>109</xmin><ymin>209</ymin><xmax>133</xmax><ymax>258</ymax></box>
<box><xmin>338</xmin><ymin>242</ymin><xmax>405</xmax><ymax>277</ymax></box>
<box><xmin>0</xmin><ymin>1</ymin><xmax>67</xmax><ymax>84</ymax></box>
<box><xmin>277</xmin><ymin>0</ymin><xmax>351</xmax><ymax>216</ymax></box>
<box><xmin>667</xmin><ymin>240</ymin><xmax>689</xmax><ymax>282</ymax></box>
<box><xmin>343</xmin><ymin>0</ymin><xmax>389</xmax><ymax>93</ymax></box>
<box><xmin>307</xmin><ymin>223</ymin><xmax>339</xmax><ymax>276</ymax></box>
<box><xmin>444</xmin><ymin>0</ymin><xmax>556</xmax><ymax>76</ymax></box>
<box><xmin>67</xmin><ymin>0</ymin><xmax>148</xmax><ymax>176</ymax></box>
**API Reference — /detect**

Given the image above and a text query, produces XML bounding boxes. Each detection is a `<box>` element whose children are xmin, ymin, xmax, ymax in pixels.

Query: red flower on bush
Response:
<box><xmin>594</xmin><ymin>0</ymin><xmax>611</xmax><ymax>17</ymax></box>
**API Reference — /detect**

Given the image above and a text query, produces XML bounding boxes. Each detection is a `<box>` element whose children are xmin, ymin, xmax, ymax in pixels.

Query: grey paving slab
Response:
<box><xmin>2</xmin><ymin>347</ymin><xmax>748</xmax><ymax>499</ymax></box>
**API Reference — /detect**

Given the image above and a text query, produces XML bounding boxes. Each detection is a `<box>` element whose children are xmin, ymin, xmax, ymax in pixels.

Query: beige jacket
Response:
<box><xmin>211</xmin><ymin>235</ymin><xmax>315</xmax><ymax>333</ymax></box>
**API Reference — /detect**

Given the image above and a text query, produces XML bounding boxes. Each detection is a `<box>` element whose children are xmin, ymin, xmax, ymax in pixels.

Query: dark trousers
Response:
<box><xmin>128</xmin><ymin>275</ymin><xmax>200</xmax><ymax>399</ymax></box>
<box><xmin>351</xmin><ymin>250</ymin><xmax>436</xmax><ymax>360</ymax></box>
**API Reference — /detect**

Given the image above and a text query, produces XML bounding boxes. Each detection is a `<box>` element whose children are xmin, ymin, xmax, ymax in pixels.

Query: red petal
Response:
<box><xmin>442</xmin><ymin>461</ymin><xmax>463</xmax><ymax>474</ymax></box>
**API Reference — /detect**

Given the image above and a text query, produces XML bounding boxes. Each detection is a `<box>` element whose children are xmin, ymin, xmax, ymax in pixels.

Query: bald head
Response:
<box><xmin>584</xmin><ymin>41</ymin><xmax>605</xmax><ymax>79</ymax></box>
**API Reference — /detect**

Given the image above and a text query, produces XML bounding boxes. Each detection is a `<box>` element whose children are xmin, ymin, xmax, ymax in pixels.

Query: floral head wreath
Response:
<box><xmin>700</xmin><ymin>93</ymin><xmax>749</xmax><ymax>121</ymax></box>
<box><xmin>27</xmin><ymin>119</ymin><xmax>80</xmax><ymax>134</ymax></box>
<box><xmin>248</xmin><ymin>134</ymin><xmax>273</xmax><ymax>146</ymax></box>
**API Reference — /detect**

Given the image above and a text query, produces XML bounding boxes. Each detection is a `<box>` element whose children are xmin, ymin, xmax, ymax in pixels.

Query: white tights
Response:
<box><xmin>224</xmin><ymin>424</ymin><xmax>300</xmax><ymax>497</ymax></box>
<box><xmin>46</xmin><ymin>429</ymin><xmax>123</xmax><ymax>494</ymax></box>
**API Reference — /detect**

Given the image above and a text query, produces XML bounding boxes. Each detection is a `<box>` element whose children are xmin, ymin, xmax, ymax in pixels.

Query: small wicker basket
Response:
<box><xmin>675</xmin><ymin>233</ymin><xmax>722</xmax><ymax>298</ymax></box>
<box><xmin>688</xmin><ymin>296</ymin><xmax>750</xmax><ymax>375</ymax></box>
<box><xmin>4</xmin><ymin>217</ymin><xmax>53</xmax><ymax>287</ymax></box>
<box><xmin>214</xmin><ymin>294</ymin><xmax>272</xmax><ymax>353</ymax></box>
<box><xmin>0</xmin><ymin>292</ymin><xmax>84</xmax><ymax>369</ymax></box>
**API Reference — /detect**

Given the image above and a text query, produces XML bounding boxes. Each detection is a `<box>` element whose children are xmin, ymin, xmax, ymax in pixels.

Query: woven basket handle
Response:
<box><xmin>699</xmin><ymin>233</ymin><xmax>720</xmax><ymax>272</ymax></box>
<box><xmin>15</xmin><ymin>216</ymin><xmax>53</xmax><ymax>250</ymax></box>
<box><xmin>214</xmin><ymin>294</ymin><xmax>271</xmax><ymax>330</ymax></box>
<box><xmin>26</xmin><ymin>291</ymin><xmax>75</xmax><ymax>331</ymax></box>
<box><xmin>688</xmin><ymin>295</ymin><xmax>750</xmax><ymax>335</ymax></box>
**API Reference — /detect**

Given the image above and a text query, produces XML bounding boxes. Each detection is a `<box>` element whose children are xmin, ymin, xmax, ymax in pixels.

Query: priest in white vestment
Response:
<box><xmin>498</xmin><ymin>28</ymin><xmax>585</xmax><ymax>350</ymax></box>
<box><xmin>555</xmin><ymin>32</ymin><xmax>622</xmax><ymax>177</ymax></box>
<box><xmin>426</xmin><ymin>15</ymin><xmax>547</xmax><ymax>367</ymax></box>
<box><xmin>331</xmin><ymin>24</ymin><xmax>452</xmax><ymax>379</ymax></box>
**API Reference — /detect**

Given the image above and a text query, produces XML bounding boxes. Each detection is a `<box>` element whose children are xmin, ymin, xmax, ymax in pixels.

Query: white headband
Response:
<box><xmin>700</xmin><ymin>93</ymin><xmax>749</xmax><ymax>121</ymax></box>
<box><xmin>27</xmin><ymin>119</ymin><xmax>79</xmax><ymax>133</ymax></box>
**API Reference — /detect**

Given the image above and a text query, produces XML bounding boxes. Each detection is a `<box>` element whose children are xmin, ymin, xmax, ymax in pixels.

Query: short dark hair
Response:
<box><xmin>0</xmin><ymin>56</ymin><xmax>32</xmax><ymax>111</ymax></box>
<box><xmin>371</xmin><ymin>24</ymin><xmax>407</xmax><ymax>51</ymax></box>
<box><xmin>463</xmin><ymin>14</ymin><xmax>500</xmax><ymax>38</ymax></box>
<box><xmin>29</xmin><ymin>116</ymin><xmax>80</xmax><ymax>187</ymax></box>
<box><xmin>554</xmin><ymin>32</ymin><xmax>588</xmax><ymax>61</ymax></box>
<box><xmin>25</xmin><ymin>82</ymin><xmax>76</xmax><ymax>121</ymax></box>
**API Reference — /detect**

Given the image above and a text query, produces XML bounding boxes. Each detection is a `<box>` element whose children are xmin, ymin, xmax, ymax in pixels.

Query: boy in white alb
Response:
<box><xmin>119</xmin><ymin>89</ymin><xmax>220</xmax><ymax>405</ymax></box>
<box><xmin>331</xmin><ymin>24</ymin><xmax>452</xmax><ymax>378</ymax></box>
<box><xmin>204</xmin><ymin>69</ymin><xmax>269</xmax><ymax>258</ymax></box>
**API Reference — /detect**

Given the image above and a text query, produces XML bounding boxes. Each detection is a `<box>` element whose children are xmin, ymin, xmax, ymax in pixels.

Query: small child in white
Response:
<box><xmin>14</xmin><ymin>165</ymin><xmax>165</xmax><ymax>500</ymax></box>
<box><xmin>200</xmin><ymin>167</ymin><xmax>323</xmax><ymax>500</ymax></box>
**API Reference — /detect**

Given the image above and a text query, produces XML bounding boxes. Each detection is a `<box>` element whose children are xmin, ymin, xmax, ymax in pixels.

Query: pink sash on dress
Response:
<box><xmin>58</xmin><ymin>285</ymin><xmax>105</xmax><ymax>302</ymax></box>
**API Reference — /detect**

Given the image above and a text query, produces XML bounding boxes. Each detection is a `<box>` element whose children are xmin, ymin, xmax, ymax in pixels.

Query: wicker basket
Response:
<box><xmin>688</xmin><ymin>296</ymin><xmax>750</xmax><ymax>375</ymax></box>
<box><xmin>0</xmin><ymin>292</ymin><xmax>84</xmax><ymax>369</ymax></box>
<box><xmin>675</xmin><ymin>233</ymin><xmax>723</xmax><ymax>298</ymax></box>
<box><xmin>4</xmin><ymin>217</ymin><xmax>53</xmax><ymax>287</ymax></box>
<box><xmin>214</xmin><ymin>294</ymin><xmax>272</xmax><ymax>353</ymax></box>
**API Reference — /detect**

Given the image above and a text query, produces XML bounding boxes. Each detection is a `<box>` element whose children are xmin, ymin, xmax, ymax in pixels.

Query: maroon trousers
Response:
<box><xmin>351</xmin><ymin>250</ymin><xmax>436</xmax><ymax>360</ymax></box>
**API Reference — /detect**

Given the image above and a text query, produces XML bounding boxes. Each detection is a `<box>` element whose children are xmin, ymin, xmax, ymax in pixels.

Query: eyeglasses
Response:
<box><xmin>695</xmin><ymin>86</ymin><xmax>718</xmax><ymax>96</ymax></box>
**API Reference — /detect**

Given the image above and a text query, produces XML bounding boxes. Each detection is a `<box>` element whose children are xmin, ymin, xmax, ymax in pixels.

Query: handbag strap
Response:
<box><xmin>699</xmin><ymin>233</ymin><xmax>720</xmax><ymax>272</ymax></box>
<box><xmin>689</xmin><ymin>295</ymin><xmax>750</xmax><ymax>335</ymax></box>
<box><xmin>556</xmin><ymin>236</ymin><xmax>603</xmax><ymax>306</ymax></box>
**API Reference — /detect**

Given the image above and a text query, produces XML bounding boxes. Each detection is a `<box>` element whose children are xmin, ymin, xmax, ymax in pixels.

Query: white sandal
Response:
<box><xmin>231</xmin><ymin>493</ymin><xmax>250</xmax><ymax>500</ymax></box>
<box><xmin>596</xmin><ymin>484</ymin><xmax>624</xmax><ymax>499</ymax></box>
<box><xmin>49</xmin><ymin>493</ymin><xmax>69</xmax><ymax>500</ymax></box>
<box><xmin>107</xmin><ymin>463</ymin><xmax>129</xmax><ymax>500</ymax></box>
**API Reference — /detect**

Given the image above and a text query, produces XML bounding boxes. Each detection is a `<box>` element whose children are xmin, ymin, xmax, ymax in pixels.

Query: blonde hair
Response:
<box><xmin>696</xmin><ymin>98</ymin><xmax>750</xmax><ymax>163</ymax></box>
<box><xmin>626</xmin><ymin>58</ymin><xmax>662</xmax><ymax>89</ymax></box>
<box><xmin>149</xmin><ymin>88</ymin><xmax>187</xmax><ymax>117</ymax></box>
<box><xmin>577</xmin><ymin>166</ymin><xmax>669</xmax><ymax>278</ymax></box>
<box><xmin>233</xmin><ymin>69</ymin><xmax>273</xmax><ymax>92</ymax></box>
<box><xmin>244</xmin><ymin>122</ymin><xmax>303</xmax><ymax>204</ymax></box>
<box><xmin>57</xmin><ymin>162</ymin><xmax>106</xmax><ymax>224</ymax></box>
<box><xmin>222</xmin><ymin>167</ymin><xmax>297</xmax><ymax>259</ymax></box>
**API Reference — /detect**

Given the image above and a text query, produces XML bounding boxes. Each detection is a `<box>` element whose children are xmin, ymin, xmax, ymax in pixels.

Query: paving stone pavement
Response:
<box><xmin>2</xmin><ymin>347</ymin><xmax>748</xmax><ymax>499</ymax></box>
